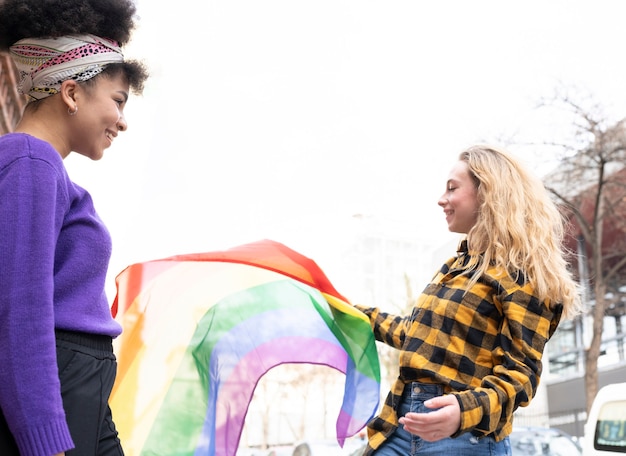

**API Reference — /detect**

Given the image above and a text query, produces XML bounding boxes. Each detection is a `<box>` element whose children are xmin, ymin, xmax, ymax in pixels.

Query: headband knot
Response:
<box><xmin>9</xmin><ymin>34</ymin><xmax>124</xmax><ymax>101</ymax></box>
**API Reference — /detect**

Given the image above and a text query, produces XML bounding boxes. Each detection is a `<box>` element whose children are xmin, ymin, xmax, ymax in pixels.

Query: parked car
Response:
<box><xmin>510</xmin><ymin>426</ymin><xmax>582</xmax><ymax>455</ymax></box>
<box><xmin>293</xmin><ymin>438</ymin><xmax>366</xmax><ymax>455</ymax></box>
<box><xmin>582</xmin><ymin>382</ymin><xmax>626</xmax><ymax>455</ymax></box>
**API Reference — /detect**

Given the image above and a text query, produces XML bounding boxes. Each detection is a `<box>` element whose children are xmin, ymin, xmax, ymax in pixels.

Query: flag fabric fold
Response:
<box><xmin>111</xmin><ymin>239</ymin><xmax>380</xmax><ymax>455</ymax></box>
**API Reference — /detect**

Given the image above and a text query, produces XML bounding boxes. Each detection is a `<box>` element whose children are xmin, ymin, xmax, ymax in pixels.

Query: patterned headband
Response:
<box><xmin>9</xmin><ymin>34</ymin><xmax>124</xmax><ymax>101</ymax></box>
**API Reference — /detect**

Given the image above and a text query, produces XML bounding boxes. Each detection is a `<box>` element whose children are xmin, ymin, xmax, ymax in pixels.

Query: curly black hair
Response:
<box><xmin>0</xmin><ymin>0</ymin><xmax>138</xmax><ymax>49</ymax></box>
<box><xmin>0</xmin><ymin>0</ymin><xmax>149</xmax><ymax>94</ymax></box>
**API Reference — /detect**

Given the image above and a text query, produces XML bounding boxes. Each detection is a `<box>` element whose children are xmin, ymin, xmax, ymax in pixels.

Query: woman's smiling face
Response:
<box><xmin>70</xmin><ymin>74</ymin><xmax>129</xmax><ymax>160</ymax></box>
<box><xmin>438</xmin><ymin>160</ymin><xmax>480</xmax><ymax>234</ymax></box>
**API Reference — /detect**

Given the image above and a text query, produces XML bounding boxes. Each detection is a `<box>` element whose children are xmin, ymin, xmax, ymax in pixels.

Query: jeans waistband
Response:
<box><xmin>402</xmin><ymin>382</ymin><xmax>445</xmax><ymax>399</ymax></box>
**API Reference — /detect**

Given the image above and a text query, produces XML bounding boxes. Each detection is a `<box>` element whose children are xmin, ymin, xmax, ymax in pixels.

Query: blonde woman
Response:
<box><xmin>356</xmin><ymin>145</ymin><xmax>581</xmax><ymax>456</ymax></box>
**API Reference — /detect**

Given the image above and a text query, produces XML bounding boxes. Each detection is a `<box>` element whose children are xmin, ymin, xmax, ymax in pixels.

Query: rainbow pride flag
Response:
<box><xmin>111</xmin><ymin>239</ymin><xmax>380</xmax><ymax>455</ymax></box>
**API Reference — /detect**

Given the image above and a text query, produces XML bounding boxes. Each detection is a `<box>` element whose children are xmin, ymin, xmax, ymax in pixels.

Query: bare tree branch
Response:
<box><xmin>530</xmin><ymin>88</ymin><xmax>626</xmax><ymax>413</ymax></box>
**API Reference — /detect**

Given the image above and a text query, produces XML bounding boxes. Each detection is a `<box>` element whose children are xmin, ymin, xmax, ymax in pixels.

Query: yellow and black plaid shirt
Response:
<box><xmin>355</xmin><ymin>242</ymin><xmax>563</xmax><ymax>453</ymax></box>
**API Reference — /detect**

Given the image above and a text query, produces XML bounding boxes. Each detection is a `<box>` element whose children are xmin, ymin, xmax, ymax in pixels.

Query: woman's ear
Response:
<box><xmin>59</xmin><ymin>79</ymin><xmax>79</xmax><ymax>112</ymax></box>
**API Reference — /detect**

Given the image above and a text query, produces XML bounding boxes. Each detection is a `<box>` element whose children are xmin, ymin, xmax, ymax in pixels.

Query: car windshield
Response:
<box><xmin>594</xmin><ymin>399</ymin><xmax>626</xmax><ymax>453</ymax></box>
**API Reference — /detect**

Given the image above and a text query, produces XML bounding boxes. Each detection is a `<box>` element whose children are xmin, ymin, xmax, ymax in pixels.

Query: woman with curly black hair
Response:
<box><xmin>0</xmin><ymin>1</ymin><xmax>148</xmax><ymax>454</ymax></box>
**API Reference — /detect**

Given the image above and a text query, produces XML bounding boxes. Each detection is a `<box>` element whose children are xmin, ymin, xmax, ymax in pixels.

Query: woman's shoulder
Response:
<box><xmin>0</xmin><ymin>132</ymin><xmax>64</xmax><ymax>169</ymax></box>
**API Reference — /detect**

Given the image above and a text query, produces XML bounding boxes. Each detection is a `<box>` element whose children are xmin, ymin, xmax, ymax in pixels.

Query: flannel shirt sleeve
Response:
<box><xmin>354</xmin><ymin>304</ymin><xmax>408</xmax><ymax>350</ymax></box>
<box><xmin>451</xmin><ymin>282</ymin><xmax>563</xmax><ymax>439</ymax></box>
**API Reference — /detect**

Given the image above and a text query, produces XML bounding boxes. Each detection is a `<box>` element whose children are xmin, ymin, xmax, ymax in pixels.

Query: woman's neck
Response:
<box><xmin>15</xmin><ymin>108</ymin><xmax>71</xmax><ymax>158</ymax></box>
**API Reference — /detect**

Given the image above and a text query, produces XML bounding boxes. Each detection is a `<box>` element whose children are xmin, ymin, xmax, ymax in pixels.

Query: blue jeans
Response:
<box><xmin>373</xmin><ymin>382</ymin><xmax>511</xmax><ymax>456</ymax></box>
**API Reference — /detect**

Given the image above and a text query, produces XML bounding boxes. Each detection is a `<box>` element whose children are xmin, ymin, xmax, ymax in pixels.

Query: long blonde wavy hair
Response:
<box><xmin>460</xmin><ymin>145</ymin><xmax>582</xmax><ymax>318</ymax></box>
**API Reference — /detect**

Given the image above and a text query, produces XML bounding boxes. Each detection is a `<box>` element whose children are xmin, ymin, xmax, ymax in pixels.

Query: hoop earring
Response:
<box><xmin>68</xmin><ymin>105</ymin><xmax>78</xmax><ymax>116</ymax></box>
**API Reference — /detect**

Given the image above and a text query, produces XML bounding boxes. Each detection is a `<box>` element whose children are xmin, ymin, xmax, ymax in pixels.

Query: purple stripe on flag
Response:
<box><xmin>200</xmin><ymin>337</ymin><xmax>348</xmax><ymax>455</ymax></box>
<box><xmin>335</xmin><ymin>366</ymin><xmax>380</xmax><ymax>440</ymax></box>
<box><xmin>210</xmin><ymin>306</ymin><xmax>341</xmax><ymax>383</ymax></box>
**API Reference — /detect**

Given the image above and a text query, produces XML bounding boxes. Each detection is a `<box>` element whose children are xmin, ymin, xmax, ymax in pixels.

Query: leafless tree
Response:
<box><xmin>535</xmin><ymin>88</ymin><xmax>626</xmax><ymax>412</ymax></box>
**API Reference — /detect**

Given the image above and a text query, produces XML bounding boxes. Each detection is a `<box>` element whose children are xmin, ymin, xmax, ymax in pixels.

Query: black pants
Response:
<box><xmin>0</xmin><ymin>330</ymin><xmax>124</xmax><ymax>455</ymax></box>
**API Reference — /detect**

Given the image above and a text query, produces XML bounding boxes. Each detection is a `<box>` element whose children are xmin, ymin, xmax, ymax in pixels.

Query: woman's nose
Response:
<box><xmin>117</xmin><ymin>114</ymin><xmax>127</xmax><ymax>132</ymax></box>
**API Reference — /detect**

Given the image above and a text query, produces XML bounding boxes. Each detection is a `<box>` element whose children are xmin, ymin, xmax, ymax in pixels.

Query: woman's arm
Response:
<box><xmin>451</xmin><ymin>285</ymin><xmax>562</xmax><ymax>438</ymax></box>
<box><xmin>354</xmin><ymin>304</ymin><xmax>408</xmax><ymax>349</ymax></box>
<box><xmin>0</xmin><ymin>153</ymin><xmax>74</xmax><ymax>454</ymax></box>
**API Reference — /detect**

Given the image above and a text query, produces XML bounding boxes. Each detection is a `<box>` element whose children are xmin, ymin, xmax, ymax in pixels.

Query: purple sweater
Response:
<box><xmin>0</xmin><ymin>133</ymin><xmax>122</xmax><ymax>455</ymax></box>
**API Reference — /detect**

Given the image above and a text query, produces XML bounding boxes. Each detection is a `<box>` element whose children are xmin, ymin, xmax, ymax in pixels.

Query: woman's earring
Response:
<box><xmin>68</xmin><ymin>105</ymin><xmax>78</xmax><ymax>116</ymax></box>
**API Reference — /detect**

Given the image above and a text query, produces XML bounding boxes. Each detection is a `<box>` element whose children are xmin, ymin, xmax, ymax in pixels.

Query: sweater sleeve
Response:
<box><xmin>0</xmin><ymin>155</ymin><xmax>75</xmax><ymax>455</ymax></box>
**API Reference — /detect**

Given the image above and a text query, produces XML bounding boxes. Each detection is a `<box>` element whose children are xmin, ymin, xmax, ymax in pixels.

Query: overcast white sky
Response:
<box><xmin>64</xmin><ymin>0</ymin><xmax>626</xmax><ymax>299</ymax></box>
